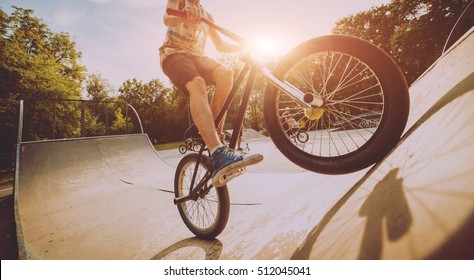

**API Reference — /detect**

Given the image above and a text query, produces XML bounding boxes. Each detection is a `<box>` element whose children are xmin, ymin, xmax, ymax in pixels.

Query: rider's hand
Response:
<box><xmin>239</xmin><ymin>43</ymin><xmax>254</xmax><ymax>60</ymax></box>
<box><xmin>184</xmin><ymin>5</ymin><xmax>202</xmax><ymax>24</ymax></box>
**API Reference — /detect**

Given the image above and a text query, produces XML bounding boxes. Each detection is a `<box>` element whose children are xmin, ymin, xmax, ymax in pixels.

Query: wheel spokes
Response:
<box><xmin>179</xmin><ymin>161</ymin><xmax>219</xmax><ymax>230</ymax></box>
<box><xmin>278</xmin><ymin>51</ymin><xmax>384</xmax><ymax>158</ymax></box>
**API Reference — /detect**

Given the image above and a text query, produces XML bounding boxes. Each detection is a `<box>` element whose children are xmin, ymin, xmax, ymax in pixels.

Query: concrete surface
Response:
<box><xmin>14</xmin><ymin>28</ymin><xmax>474</xmax><ymax>260</ymax></box>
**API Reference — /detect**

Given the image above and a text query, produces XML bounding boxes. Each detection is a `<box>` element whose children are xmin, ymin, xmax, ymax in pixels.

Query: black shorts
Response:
<box><xmin>162</xmin><ymin>53</ymin><xmax>221</xmax><ymax>96</ymax></box>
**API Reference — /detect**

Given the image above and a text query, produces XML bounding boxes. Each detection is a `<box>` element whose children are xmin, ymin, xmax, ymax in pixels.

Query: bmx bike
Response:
<box><xmin>238</xmin><ymin>142</ymin><xmax>250</xmax><ymax>154</ymax></box>
<box><xmin>179</xmin><ymin>138</ymin><xmax>203</xmax><ymax>154</ymax></box>
<box><xmin>169</xmin><ymin>8</ymin><xmax>410</xmax><ymax>239</ymax></box>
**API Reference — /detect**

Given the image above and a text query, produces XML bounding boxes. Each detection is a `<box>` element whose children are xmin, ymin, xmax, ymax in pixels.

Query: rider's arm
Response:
<box><xmin>163</xmin><ymin>0</ymin><xmax>182</xmax><ymax>26</ymax></box>
<box><xmin>209</xmin><ymin>29</ymin><xmax>242</xmax><ymax>53</ymax></box>
<box><xmin>208</xmin><ymin>15</ymin><xmax>243</xmax><ymax>53</ymax></box>
<box><xmin>164</xmin><ymin>0</ymin><xmax>201</xmax><ymax>26</ymax></box>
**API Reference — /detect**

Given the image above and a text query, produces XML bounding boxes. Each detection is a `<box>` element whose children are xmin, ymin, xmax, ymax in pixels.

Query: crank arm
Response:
<box><xmin>173</xmin><ymin>175</ymin><xmax>212</xmax><ymax>205</ymax></box>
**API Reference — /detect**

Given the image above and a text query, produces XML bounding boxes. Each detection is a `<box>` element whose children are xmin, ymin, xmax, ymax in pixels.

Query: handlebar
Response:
<box><xmin>166</xmin><ymin>8</ymin><xmax>247</xmax><ymax>45</ymax></box>
<box><xmin>165</xmin><ymin>8</ymin><xmax>188</xmax><ymax>19</ymax></box>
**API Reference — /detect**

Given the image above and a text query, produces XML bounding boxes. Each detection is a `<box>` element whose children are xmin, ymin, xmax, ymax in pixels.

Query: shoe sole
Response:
<box><xmin>212</xmin><ymin>154</ymin><xmax>264</xmax><ymax>187</ymax></box>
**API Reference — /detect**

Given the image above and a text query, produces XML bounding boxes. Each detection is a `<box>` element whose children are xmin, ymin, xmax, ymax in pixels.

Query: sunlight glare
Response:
<box><xmin>250</xmin><ymin>38</ymin><xmax>286</xmax><ymax>60</ymax></box>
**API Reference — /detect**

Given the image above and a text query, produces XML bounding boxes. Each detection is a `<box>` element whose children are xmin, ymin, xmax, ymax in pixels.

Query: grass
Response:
<box><xmin>154</xmin><ymin>141</ymin><xmax>182</xmax><ymax>151</ymax></box>
<box><xmin>0</xmin><ymin>170</ymin><xmax>14</xmax><ymax>190</ymax></box>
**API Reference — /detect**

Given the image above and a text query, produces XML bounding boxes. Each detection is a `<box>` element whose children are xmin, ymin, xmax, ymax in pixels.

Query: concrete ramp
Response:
<box><xmin>15</xmin><ymin>134</ymin><xmax>182</xmax><ymax>259</ymax></box>
<box><xmin>15</xmin><ymin>29</ymin><xmax>474</xmax><ymax>259</ymax></box>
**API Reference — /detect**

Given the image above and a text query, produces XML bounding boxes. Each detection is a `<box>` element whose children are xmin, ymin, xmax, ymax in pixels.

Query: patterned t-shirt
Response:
<box><xmin>159</xmin><ymin>0</ymin><xmax>212</xmax><ymax>65</ymax></box>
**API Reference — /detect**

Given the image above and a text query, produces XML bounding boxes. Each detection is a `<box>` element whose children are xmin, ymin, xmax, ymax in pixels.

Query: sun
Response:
<box><xmin>250</xmin><ymin>38</ymin><xmax>286</xmax><ymax>59</ymax></box>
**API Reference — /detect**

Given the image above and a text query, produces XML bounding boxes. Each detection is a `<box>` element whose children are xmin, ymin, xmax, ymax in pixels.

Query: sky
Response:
<box><xmin>1</xmin><ymin>0</ymin><xmax>392</xmax><ymax>91</ymax></box>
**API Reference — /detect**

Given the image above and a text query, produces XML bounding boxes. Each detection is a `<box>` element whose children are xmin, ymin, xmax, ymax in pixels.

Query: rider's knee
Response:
<box><xmin>213</xmin><ymin>66</ymin><xmax>233</xmax><ymax>85</ymax></box>
<box><xmin>186</xmin><ymin>76</ymin><xmax>207</xmax><ymax>96</ymax></box>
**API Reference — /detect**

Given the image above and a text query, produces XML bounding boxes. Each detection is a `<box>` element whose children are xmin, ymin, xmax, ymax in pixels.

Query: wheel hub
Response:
<box><xmin>305</xmin><ymin>107</ymin><xmax>325</xmax><ymax>120</ymax></box>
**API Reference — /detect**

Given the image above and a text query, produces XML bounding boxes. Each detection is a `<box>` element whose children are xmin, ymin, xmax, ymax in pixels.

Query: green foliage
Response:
<box><xmin>84</xmin><ymin>108</ymin><xmax>106</xmax><ymax>136</ymax></box>
<box><xmin>86</xmin><ymin>73</ymin><xmax>114</xmax><ymax>102</ymax></box>
<box><xmin>117</xmin><ymin>78</ymin><xmax>186</xmax><ymax>142</ymax></box>
<box><xmin>110</xmin><ymin>107</ymin><xmax>133</xmax><ymax>135</ymax></box>
<box><xmin>333</xmin><ymin>0</ymin><xmax>471</xmax><ymax>84</ymax></box>
<box><xmin>216</xmin><ymin>54</ymin><xmax>270</xmax><ymax>133</ymax></box>
<box><xmin>0</xmin><ymin>6</ymin><xmax>87</xmax><ymax>167</ymax></box>
<box><xmin>0</xmin><ymin>6</ymin><xmax>86</xmax><ymax>100</ymax></box>
<box><xmin>84</xmin><ymin>73</ymin><xmax>116</xmax><ymax>135</ymax></box>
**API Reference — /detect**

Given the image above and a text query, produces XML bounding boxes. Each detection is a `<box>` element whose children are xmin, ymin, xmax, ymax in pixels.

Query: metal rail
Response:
<box><xmin>17</xmin><ymin>98</ymin><xmax>144</xmax><ymax>143</ymax></box>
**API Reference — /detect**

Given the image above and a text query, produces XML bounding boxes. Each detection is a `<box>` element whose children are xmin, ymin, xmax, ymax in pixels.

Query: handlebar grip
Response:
<box><xmin>166</xmin><ymin>8</ymin><xmax>187</xmax><ymax>19</ymax></box>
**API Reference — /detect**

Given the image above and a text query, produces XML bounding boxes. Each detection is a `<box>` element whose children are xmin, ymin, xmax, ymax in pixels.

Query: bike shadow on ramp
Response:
<box><xmin>151</xmin><ymin>237</ymin><xmax>223</xmax><ymax>260</ymax></box>
<box><xmin>291</xmin><ymin>74</ymin><xmax>474</xmax><ymax>260</ymax></box>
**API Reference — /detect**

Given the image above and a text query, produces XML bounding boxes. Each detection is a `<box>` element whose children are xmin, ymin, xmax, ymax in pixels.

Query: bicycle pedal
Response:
<box><xmin>234</xmin><ymin>167</ymin><xmax>246</xmax><ymax>176</ymax></box>
<box><xmin>215</xmin><ymin>167</ymin><xmax>246</xmax><ymax>187</ymax></box>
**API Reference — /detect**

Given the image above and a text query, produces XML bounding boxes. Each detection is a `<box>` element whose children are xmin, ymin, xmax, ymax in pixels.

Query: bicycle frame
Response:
<box><xmin>169</xmin><ymin>8</ymin><xmax>323</xmax><ymax>204</ymax></box>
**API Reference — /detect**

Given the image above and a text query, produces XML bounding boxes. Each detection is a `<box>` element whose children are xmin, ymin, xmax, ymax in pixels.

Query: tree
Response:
<box><xmin>0</xmin><ymin>6</ymin><xmax>87</xmax><ymax>167</ymax></box>
<box><xmin>110</xmin><ymin>107</ymin><xmax>133</xmax><ymax>135</ymax></box>
<box><xmin>0</xmin><ymin>7</ymin><xmax>86</xmax><ymax>100</ymax></box>
<box><xmin>84</xmin><ymin>107</ymin><xmax>106</xmax><ymax>136</ymax></box>
<box><xmin>216</xmin><ymin>54</ymin><xmax>269</xmax><ymax>133</ymax></box>
<box><xmin>333</xmin><ymin>0</ymin><xmax>471</xmax><ymax>84</ymax></box>
<box><xmin>86</xmin><ymin>73</ymin><xmax>114</xmax><ymax>102</ymax></box>
<box><xmin>118</xmin><ymin>78</ymin><xmax>180</xmax><ymax>141</ymax></box>
<box><xmin>84</xmin><ymin>73</ymin><xmax>116</xmax><ymax>135</ymax></box>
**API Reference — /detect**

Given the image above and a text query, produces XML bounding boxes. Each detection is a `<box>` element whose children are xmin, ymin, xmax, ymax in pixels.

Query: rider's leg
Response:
<box><xmin>210</xmin><ymin>66</ymin><xmax>233</xmax><ymax>136</ymax></box>
<box><xmin>207</xmin><ymin>67</ymin><xmax>263</xmax><ymax>187</ymax></box>
<box><xmin>183</xmin><ymin>61</ymin><xmax>262</xmax><ymax>188</ymax></box>
<box><xmin>185</xmin><ymin>75</ymin><xmax>256</xmax><ymax>187</ymax></box>
<box><xmin>186</xmin><ymin>76</ymin><xmax>222</xmax><ymax>152</ymax></box>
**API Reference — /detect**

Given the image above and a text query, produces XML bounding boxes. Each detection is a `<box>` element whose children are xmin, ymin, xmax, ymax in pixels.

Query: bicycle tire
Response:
<box><xmin>297</xmin><ymin>131</ymin><xmax>309</xmax><ymax>143</ymax></box>
<box><xmin>178</xmin><ymin>145</ymin><xmax>187</xmax><ymax>154</ymax></box>
<box><xmin>192</xmin><ymin>143</ymin><xmax>202</xmax><ymax>152</ymax></box>
<box><xmin>264</xmin><ymin>35</ymin><xmax>409</xmax><ymax>174</ymax></box>
<box><xmin>174</xmin><ymin>153</ymin><xmax>230</xmax><ymax>239</ymax></box>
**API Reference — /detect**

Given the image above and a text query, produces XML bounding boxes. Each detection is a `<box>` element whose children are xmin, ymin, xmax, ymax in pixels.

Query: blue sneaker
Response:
<box><xmin>211</xmin><ymin>146</ymin><xmax>263</xmax><ymax>187</ymax></box>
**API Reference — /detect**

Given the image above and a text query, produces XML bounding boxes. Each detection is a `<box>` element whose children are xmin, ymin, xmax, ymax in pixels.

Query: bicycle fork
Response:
<box><xmin>173</xmin><ymin>149</ymin><xmax>213</xmax><ymax>205</ymax></box>
<box><xmin>173</xmin><ymin>178</ymin><xmax>213</xmax><ymax>204</ymax></box>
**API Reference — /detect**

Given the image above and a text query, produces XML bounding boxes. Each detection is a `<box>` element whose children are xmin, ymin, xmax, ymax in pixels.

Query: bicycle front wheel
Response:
<box><xmin>174</xmin><ymin>153</ymin><xmax>230</xmax><ymax>239</ymax></box>
<box><xmin>264</xmin><ymin>35</ymin><xmax>409</xmax><ymax>174</ymax></box>
<box><xmin>192</xmin><ymin>143</ymin><xmax>202</xmax><ymax>152</ymax></box>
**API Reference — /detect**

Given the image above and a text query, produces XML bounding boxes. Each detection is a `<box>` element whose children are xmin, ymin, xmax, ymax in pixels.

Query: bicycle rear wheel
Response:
<box><xmin>174</xmin><ymin>153</ymin><xmax>230</xmax><ymax>239</ymax></box>
<box><xmin>178</xmin><ymin>145</ymin><xmax>187</xmax><ymax>154</ymax></box>
<box><xmin>264</xmin><ymin>35</ymin><xmax>409</xmax><ymax>174</ymax></box>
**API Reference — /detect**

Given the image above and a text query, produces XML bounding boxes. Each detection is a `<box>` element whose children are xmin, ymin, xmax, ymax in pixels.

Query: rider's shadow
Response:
<box><xmin>357</xmin><ymin>168</ymin><xmax>412</xmax><ymax>259</ymax></box>
<box><xmin>291</xmin><ymin>167</ymin><xmax>412</xmax><ymax>260</ymax></box>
